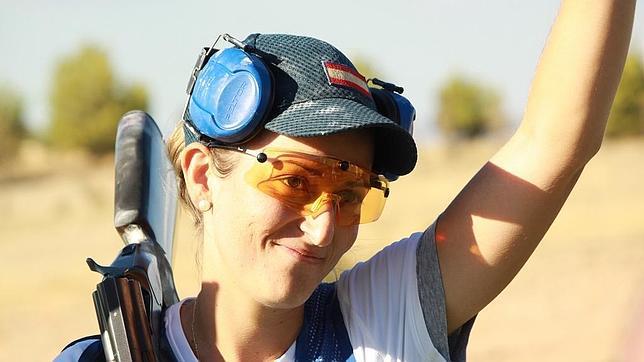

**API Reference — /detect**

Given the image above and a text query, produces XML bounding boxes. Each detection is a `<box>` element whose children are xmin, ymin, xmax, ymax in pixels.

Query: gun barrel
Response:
<box><xmin>113</xmin><ymin>110</ymin><xmax>178</xmax><ymax>259</ymax></box>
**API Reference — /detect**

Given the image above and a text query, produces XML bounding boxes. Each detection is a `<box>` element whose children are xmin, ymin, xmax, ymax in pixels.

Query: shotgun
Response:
<box><xmin>86</xmin><ymin>110</ymin><xmax>179</xmax><ymax>362</ymax></box>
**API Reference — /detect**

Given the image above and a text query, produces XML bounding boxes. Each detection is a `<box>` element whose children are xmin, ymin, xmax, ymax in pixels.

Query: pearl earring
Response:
<box><xmin>197</xmin><ymin>199</ymin><xmax>212</xmax><ymax>212</ymax></box>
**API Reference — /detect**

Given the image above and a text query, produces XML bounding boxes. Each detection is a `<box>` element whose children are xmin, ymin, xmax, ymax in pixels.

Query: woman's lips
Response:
<box><xmin>274</xmin><ymin>242</ymin><xmax>326</xmax><ymax>264</ymax></box>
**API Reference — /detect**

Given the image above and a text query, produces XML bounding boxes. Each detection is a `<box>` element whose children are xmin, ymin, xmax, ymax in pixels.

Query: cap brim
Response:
<box><xmin>264</xmin><ymin>98</ymin><xmax>417</xmax><ymax>176</ymax></box>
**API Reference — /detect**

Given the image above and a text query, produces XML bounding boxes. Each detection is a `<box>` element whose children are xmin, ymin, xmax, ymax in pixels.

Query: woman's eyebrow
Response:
<box><xmin>278</xmin><ymin>158</ymin><xmax>324</xmax><ymax>176</ymax></box>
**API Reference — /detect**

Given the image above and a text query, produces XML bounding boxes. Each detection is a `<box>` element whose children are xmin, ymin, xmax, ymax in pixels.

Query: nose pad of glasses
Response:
<box><xmin>309</xmin><ymin>193</ymin><xmax>341</xmax><ymax>219</ymax></box>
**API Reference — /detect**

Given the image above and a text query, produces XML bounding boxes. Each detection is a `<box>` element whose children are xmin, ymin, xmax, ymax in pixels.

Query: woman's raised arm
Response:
<box><xmin>434</xmin><ymin>0</ymin><xmax>637</xmax><ymax>332</ymax></box>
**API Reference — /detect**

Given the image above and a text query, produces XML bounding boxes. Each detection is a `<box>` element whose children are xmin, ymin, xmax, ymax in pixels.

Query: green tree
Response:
<box><xmin>606</xmin><ymin>53</ymin><xmax>644</xmax><ymax>137</ymax></box>
<box><xmin>0</xmin><ymin>86</ymin><xmax>26</xmax><ymax>164</ymax></box>
<box><xmin>49</xmin><ymin>45</ymin><xmax>148</xmax><ymax>154</ymax></box>
<box><xmin>437</xmin><ymin>74</ymin><xmax>503</xmax><ymax>139</ymax></box>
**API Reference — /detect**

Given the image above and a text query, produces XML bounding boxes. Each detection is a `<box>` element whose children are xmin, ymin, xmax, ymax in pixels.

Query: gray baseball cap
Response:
<box><xmin>186</xmin><ymin>33</ymin><xmax>418</xmax><ymax>176</ymax></box>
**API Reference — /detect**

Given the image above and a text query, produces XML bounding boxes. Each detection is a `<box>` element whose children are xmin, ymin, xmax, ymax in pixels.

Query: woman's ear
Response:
<box><xmin>181</xmin><ymin>142</ymin><xmax>215</xmax><ymax>209</ymax></box>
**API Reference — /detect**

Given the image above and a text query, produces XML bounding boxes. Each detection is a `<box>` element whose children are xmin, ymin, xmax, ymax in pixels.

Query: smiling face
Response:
<box><xmin>197</xmin><ymin>130</ymin><xmax>374</xmax><ymax>309</ymax></box>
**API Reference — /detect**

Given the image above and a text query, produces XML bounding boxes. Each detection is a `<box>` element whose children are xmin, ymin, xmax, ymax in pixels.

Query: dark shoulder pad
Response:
<box><xmin>59</xmin><ymin>335</ymin><xmax>105</xmax><ymax>362</ymax></box>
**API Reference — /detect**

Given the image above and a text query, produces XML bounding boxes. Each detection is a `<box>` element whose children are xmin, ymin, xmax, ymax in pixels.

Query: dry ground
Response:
<box><xmin>0</xmin><ymin>139</ymin><xmax>643</xmax><ymax>361</ymax></box>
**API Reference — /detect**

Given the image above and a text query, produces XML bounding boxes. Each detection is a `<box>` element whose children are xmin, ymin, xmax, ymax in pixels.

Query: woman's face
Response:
<box><xmin>201</xmin><ymin>130</ymin><xmax>374</xmax><ymax>309</ymax></box>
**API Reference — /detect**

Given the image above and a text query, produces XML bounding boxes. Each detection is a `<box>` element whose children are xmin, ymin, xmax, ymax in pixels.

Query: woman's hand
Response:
<box><xmin>434</xmin><ymin>0</ymin><xmax>637</xmax><ymax>333</ymax></box>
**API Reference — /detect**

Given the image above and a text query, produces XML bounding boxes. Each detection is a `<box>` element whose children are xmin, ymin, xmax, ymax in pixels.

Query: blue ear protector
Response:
<box><xmin>368</xmin><ymin>78</ymin><xmax>416</xmax><ymax>136</ymax></box>
<box><xmin>368</xmin><ymin>79</ymin><xmax>416</xmax><ymax>181</ymax></box>
<box><xmin>183</xmin><ymin>35</ymin><xmax>416</xmax><ymax>180</ymax></box>
<box><xmin>183</xmin><ymin>34</ymin><xmax>273</xmax><ymax>145</ymax></box>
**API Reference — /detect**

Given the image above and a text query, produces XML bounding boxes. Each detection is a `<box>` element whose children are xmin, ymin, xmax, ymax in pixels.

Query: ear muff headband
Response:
<box><xmin>186</xmin><ymin>36</ymin><xmax>273</xmax><ymax>145</ymax></box>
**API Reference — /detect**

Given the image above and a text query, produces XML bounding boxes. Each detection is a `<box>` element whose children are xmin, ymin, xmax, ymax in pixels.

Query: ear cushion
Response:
<box><xmin>370</xmin><ymin>87</ymin><xmax>400</xmax><ymax>125</ymax></box>
<box><xmin>188</xmin><ymin>47</ymin><xmax>273</xmax><ymax>144</ymax></box>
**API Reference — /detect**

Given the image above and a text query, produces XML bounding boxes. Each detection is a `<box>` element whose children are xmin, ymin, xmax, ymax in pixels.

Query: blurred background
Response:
<box><xmin>1</xmin><ymin>0</ymin><xmax>644</xmax><ymax>360</ymax></box>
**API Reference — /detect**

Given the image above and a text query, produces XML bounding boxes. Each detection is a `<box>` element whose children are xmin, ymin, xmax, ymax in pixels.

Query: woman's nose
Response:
<box><xmin>301</xmin><ymin>194</ymin><xmax>338</xmax><ymax>247</ymax></box>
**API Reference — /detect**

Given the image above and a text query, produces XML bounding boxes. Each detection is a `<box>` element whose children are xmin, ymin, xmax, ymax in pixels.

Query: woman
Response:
<box><xmin>58</xmin><ymin>1</ymin><xmax>636</xmax><ymax>361</ymax></box>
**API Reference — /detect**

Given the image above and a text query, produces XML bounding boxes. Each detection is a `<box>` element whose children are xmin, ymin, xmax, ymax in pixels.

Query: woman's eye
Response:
<box><xmin>283</xmin><ymin>176</ymin><xmax>306</xmax><ymax>189</ymax></box>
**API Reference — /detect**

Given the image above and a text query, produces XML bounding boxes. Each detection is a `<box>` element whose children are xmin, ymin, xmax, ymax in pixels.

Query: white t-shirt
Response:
<box><xmin>337</xmin><ymin>233</ymin><xmax>445</xmax><ymax>361</ymax></box>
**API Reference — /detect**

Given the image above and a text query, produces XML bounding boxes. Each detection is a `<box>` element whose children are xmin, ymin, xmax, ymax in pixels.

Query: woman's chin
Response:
<box><xmin>255</xmin><ymin>278</ymin><xmax>320</xmax><ymax>310</ymax></box>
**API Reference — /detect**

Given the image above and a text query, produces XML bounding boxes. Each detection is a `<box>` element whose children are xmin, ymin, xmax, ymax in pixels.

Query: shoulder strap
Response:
<box><xmin>295</xmin><ymin>283</ymin><xmax>353</xmax><ymax>361</ymax></box>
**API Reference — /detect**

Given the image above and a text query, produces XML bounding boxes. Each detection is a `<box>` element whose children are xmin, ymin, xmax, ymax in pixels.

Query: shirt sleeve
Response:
<box><xmin>336</xmin><ymin>232</ymin><xmax>446</xmax><ymax>361</ymax></box>
<box><xmin>416</xmin><ymin>222</ymin><xmax>476</xmax><ymax>362</ymax></box>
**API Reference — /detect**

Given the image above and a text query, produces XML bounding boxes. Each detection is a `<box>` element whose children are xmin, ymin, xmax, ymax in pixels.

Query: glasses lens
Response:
<box><xmin>244</xmin><ymin>149</ymin><xmax>388</xmax><ymax>226</ymax></box>
<box><xmin>355</xmin><ymin>176</ymin><xmax>388</xmax><ymax>224</ymax></box>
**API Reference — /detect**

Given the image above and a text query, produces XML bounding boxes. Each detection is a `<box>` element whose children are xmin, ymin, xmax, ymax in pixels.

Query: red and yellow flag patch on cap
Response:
<box><xmin>323</xmin><ymin>61</ymin><xmax>370</xmax><ymax>97</ymax></box>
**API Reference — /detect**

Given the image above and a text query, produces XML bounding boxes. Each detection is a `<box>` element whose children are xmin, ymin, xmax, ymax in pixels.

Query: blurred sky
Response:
<box><xmin>2</xmin><ymin>0</ymin><xmax>644</xmax><ymax>141</ymax></box>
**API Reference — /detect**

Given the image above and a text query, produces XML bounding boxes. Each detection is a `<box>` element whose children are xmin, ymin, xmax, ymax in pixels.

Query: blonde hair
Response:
<box><xmin>166</xmin><ymin>120</ymin><xmax>239</xmax><ymax>232</ymax></box>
